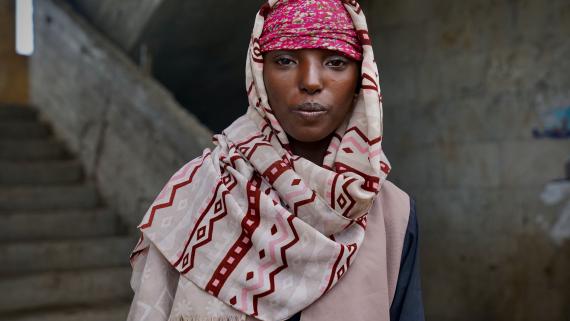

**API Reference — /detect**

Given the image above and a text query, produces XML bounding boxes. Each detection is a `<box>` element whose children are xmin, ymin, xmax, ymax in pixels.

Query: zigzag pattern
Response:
<box><xmin>293</xmin><ymin>191</ymin><xmax>317</xmax><ymax>216</ymax></box>
<box><xmin>334</xmin><ymin>162</ymin><xmax>379</xmax><ymax>193</ymax></box>
<box><xmin>153</xmin><ymin>161</ymin><xmax>202</xmax><ymax>207</ymax></box>
<box><xmin>341</xmin><ymin>136</ymin><xmax>369</xmax><ymax>154</ymax></box>
<box><xmin>235</xmin><ymin>208</ymin><xmax>296</xmax><ymax>313</ymax></box>
<box><xmin>344</xmin><ymin>126</ymin><xmax>382</xmax><ymax>145</ymax></box>
<box><xmin>250</xmin><ymin>213</ymin><xmax>300</xmax><ymax>317</ymax></box>
<box><xmin>282</xmin><ymin>177</ymin><xmax>317</xmax><ymax>216</ymax></box>
<box><xmin>139</xmin><ymin>152</ymin><xmax>211</xmax><ymax>230</ymax></box>
<box><xmin>173</xmin><ymin>182</ymin><xmax>226</xmax><ymax>272</ymax></box>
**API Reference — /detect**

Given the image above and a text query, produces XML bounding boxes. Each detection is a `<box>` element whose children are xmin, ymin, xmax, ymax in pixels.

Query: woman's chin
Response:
<box><xmin>288</xmin><ymin>129</ymin><xmax>334</xmax><ymax>144</ymax></box>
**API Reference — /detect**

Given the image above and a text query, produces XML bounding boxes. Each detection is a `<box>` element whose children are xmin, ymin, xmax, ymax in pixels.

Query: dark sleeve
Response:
<box><xmin>389</xmin><ymin>198</ymin><xmax>425</xmax><ymax>321</ymax></box>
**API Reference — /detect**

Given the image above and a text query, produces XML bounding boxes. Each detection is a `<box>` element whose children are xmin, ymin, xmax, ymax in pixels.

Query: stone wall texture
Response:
<box><xmin>365</xmin><ymin>0</ymin><xmax>570</xmax><ymax>320</ymax></box>
<box><xmin>0</xmin><ymin>0</ymin><xmax>28</xmax><ymax>104</ymax></box>
<box><xmin>30</xmin><ymin>0</ymin><xmax>212</xmax><ymax>229</ymax></box>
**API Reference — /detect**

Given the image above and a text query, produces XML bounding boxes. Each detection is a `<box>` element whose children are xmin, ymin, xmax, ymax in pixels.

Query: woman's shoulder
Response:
<box><xmin>378</xmin><ymin>180</ymin><xmax>410</xmax><ymax>204</ymax></box>
<box><xmin>372</xmin><ymin>180</ymin><xmax>412</xmax><ymax>229</ymax></box>
<box><xmin>358</xmin><ymin>180</ymin><xmax>416</xmax><ymax>306</ymax></box>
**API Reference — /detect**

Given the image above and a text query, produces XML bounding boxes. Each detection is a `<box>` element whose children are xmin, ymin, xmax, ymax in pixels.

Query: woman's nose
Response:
<box><xmin>298</xmin><ymin>61</ymin><xmax>323</xmax><ymax>95</ymax></box>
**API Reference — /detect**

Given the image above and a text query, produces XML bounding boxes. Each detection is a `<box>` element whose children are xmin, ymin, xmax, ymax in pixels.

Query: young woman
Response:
<box><xmin>127</xmin><ymin>1</ymin><xmax>424</xmax><ymax>320</ymax></box>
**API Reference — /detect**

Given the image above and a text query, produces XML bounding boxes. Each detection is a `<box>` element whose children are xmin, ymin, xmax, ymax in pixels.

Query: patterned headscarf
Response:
<box><xmin>259</xmin><ymin>0</ymin><xmax>363</xmax><ymax>60</ymax></box>
<box><xmin>129</xmin><ymin>1</ymin><xmax>390</xmax><ymax>320</ymax></box>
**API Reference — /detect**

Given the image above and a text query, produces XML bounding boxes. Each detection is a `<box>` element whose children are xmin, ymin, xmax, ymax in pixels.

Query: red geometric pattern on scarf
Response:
<box><xmin>206</xmin><ymin>175</ymin><xmax>263</xmax><ymax>296</ymax></box>
<box><xmin>175</xmin><ymin>182</ymin><xmax>223</xmax><ymax>271</ymax></box>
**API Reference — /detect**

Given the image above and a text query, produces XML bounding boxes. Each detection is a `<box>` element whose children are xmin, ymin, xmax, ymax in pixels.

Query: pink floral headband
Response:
<box><xmin>259</xmin><ymin>0</ymin><xmax>363</xmax><ymax>61</ymax></box>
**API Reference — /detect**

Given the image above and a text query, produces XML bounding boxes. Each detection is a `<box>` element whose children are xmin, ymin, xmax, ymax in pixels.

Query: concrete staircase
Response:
<box><xmin>0</xmin><ymin>105</ymin><xmax>133</xmax><ymax>320</ymax></box>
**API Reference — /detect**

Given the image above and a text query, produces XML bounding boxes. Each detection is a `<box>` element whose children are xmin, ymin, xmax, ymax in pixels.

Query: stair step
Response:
<box><xmin>0</xmin><ymin>209</ymin><xmax>120</xmax><ymax>242</ymax></box>
<box><xmin>0</xmin><ymin>184</ymin><xmax>99</xmax><ymax>211</ymax></box>
<box><xmin>0</xmin><ymin>139</ymin><xmax>68</xmax><ymax>161</ymax></box>
<box><xmin>0</xmin><ymin>267</ymin><xmax>132</xmax><ymax>313</ymax></box>
<box><xmin>0</xmin><ymin>121</ymin><xmax>50</xmax><ymax>139</ymax></box>
<box><xmin>0</xmin><ymin>236</ymin><xmax>134</xmax><ymax>275</ymax></box>
<box><xmin>0</xmin><ymin>106</ymin><xmax>37</xmax><ymax>121</ymax></box>
<box><xmin>7</xmin><ymin>304</ymin><xmax>130</xmax><ymax>321</ymax></box>
<box><xmin>7</xmin><ymin>303</ymin><xmax>131</xmax><ymax>321</ymax></box>
<box><xmin>0</xmin><ymin>160</ymin><xmax>83</xmax><ymax>185</ymax></box>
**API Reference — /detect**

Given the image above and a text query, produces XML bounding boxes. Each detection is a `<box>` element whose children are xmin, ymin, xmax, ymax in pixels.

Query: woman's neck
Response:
<box><xmin>288</xmin><ymin>135</ymin><xmax>332</xmax><ymax>166</ymax></box>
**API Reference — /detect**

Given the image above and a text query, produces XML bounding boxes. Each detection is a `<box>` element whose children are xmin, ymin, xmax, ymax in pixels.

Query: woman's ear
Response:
<box><xmin>354</xmin><ymin>78</ymin><xmax>361</xmax><ymax>97</ymax></box>
<box><xmin>355</xmin><ymin>63</ymin><xmax>362</xmax><ymax>94</ymax></box>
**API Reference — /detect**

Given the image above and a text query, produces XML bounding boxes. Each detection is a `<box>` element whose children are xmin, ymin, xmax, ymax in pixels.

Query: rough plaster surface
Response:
<box><xmin>365</xmin><ymin>0</ymin><xmax>570</xmax><ymax>320</ymax></box>
<box><xmin>30</xmin><ymin>0</ymin><xmax>212</xmax><ymax>229</ymax></box>
<box><xmin>69</xmin><ymin>0</ymin><xmax>165</xmax><ymax>52</ymax></box>
<box><xmin>541</xmin><ymin>181</ymin><xmax>570</xmax><ymax>245</ymax></box>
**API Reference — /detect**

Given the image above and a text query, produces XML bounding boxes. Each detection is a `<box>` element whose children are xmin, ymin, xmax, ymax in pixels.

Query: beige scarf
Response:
<box><xmin>130</xmin><ymin>1</ymin><xmax>390</xmax><ymax>320</ymax></box>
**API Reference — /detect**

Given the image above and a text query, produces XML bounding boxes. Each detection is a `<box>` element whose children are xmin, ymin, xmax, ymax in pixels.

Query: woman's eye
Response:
<box><xmin>326</xmin><ymin>58</ymin><xmax>347</xmax><ymax>68</ymax></box>
<box><xmin>275</xmin><ymin>57</ymin><xmax>296</xmax><ymax>66</ymax></box>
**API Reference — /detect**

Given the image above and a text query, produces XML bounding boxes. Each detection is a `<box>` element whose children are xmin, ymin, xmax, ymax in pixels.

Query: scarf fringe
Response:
<box><xmin>171</xmin><ymin>315</ymin><xmax>245</xmax><ymax>321</ymax></box>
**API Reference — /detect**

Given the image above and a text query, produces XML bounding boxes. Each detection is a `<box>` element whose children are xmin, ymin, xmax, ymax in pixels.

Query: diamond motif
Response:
<box><xmin>230</xmin><ymin>296</ymin><xmax>237</xmax><ymax>305</ymax></box>
<box><xmin>291</xmin><ymin>178</ymin><xmax>301</xmax><ymax>186</ymax></box>
<box><xmin>342</xmin><ymin>147</ymin><xmax>354</xmax><ymax>154</ymax></box>
<box><xmin>271</xmin><ymin>225</ymin><xmax>277</xmax><ymax>235</ymax></box>
<box><xmin>259</xmin><ymin>249</ymin><xmax>266</xmax><ymax>259</ymax></box>
<box><xmin>183</xmin><ymin>254</ymin><xmax>189</xmax><ymax>266</ymax></box>
<box><xmin>337</xmin><ymin>266</ymin><xmax>346</xmax><ymax>279</ymax></box>
<box><xmin>214</xmin><ymin>200</ymin><xmax>222</xmax><ymax>213</ymax></box>
<box><xmin>337</xmin><ymin>194</ymin><xmax>347</xmax><ymax>208</ymax></box>
<box><xmin>197</xmin><ymin>226</ymin><xmax>206</xmax><ymax>240</ymax></box>
<box><xmin>246</xmin><ymin>271</ymin><xmax>254</xmax><ymax>280</ymax></box>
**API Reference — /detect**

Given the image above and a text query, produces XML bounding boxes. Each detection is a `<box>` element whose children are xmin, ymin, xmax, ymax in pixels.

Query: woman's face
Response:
<box><xmin>263</xmin><ymin>49</ymin><xmax>360</xmax><ymax>143</ymax></box>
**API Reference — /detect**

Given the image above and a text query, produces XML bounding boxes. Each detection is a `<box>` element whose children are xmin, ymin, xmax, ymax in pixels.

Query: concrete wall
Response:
<box><xmin>67</xmin><ymin>0</ymin><xmax>269</xmax><ymax>133</ymax></box>
<box><xmin>69</xmin><ymin>0</ymin><xmax>165</xmax><ymax>53</ymax></box>
<box><xmin>30</xmin><ymin>0</ymin><xmax>212</xmax><ymax>228</ymax></box>
<box><xmin>366</xmin><ymin>0</ymin><xmax>570</xmax><ymax>320</ymax></box>
<box><xmin>0</xmin><ymin>0</ymin><xmax>28</xmax><ymax>104</ymax></box>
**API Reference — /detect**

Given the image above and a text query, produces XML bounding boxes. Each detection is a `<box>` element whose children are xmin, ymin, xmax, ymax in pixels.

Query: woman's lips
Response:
<box><xmin>291</xmin><ymin>102</ymin><xmax>328</xmax><ymax>121</ymax></box>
